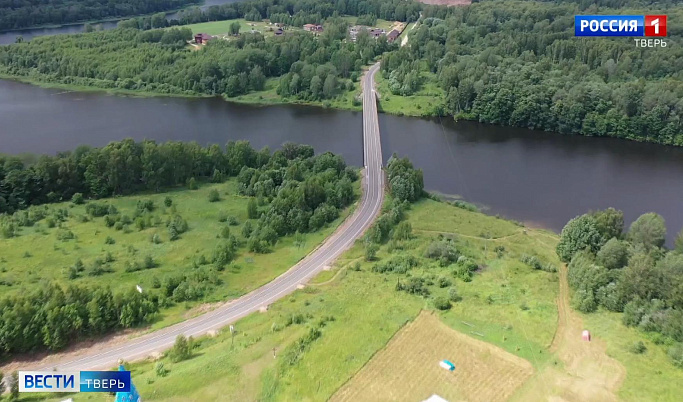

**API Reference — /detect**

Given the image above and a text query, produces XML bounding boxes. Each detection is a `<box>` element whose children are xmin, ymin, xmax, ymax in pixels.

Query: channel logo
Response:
<box><xmin>19</xmin><ymin>370</ymin><xmax>131</xmax><ymax>393</ymax></box>
<box><xmin>575</xmin><ymin>15</ymin><xmax>667</xmax><ymax>37</ymax></box>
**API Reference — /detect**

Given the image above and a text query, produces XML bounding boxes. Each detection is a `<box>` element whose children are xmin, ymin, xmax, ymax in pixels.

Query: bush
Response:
<box><xmin>667</xmin><ymin>343</ymin><xmax>683</xmax><ymax>368</ymax></box>
<box><xmin>218</xmin><ymin>211</ymin><xmax>228</xmax><ymax>222</ymax></box>
<box><xmin>629</xmin><ymin>341</ymin><xmax>647</xmax><ymax>354</ymax></box>
<box><xmin>154</xmin><ymin>361</ymin><xmax>167</xmax><ymax>377</ymax></box>
<box><xmin>208</xmin><ymin>189</ymin><xmax>220</xmax><ymax>202</ymax></box>
<box><xmin>433</xmin><ymin>296</ymin><xmax>451</xmax><ymax>310</ymax></box>
<box><xmin>144</xmin><ymin>255</ymin><xmax>156</xmax><ymax>269</ymax></box>
<box><xmin>105</xmin><ymin>236</ymin><xmax>115</xmax><ymax>245</ymax></box>
<box><xmin>424</xmin><ymin>239</ymin><xmax>459</xmax><ymax>266</ymax></box>
<box><xmin>227</xmin><ymin>215</ymin><xmax>239</xmax><ymax>226</ymax></box>
<box><xmin>151</xmin><ymin>233</ymin><xmax>162</xmax><ymax>244</ymax></box>
<box><xmin>365</xmin><ymin>243</ymin><xmax>379</xmax><ymax>261</ymax></box>
<box><xmin>71</xmin><ymin>193</ymin><xmax>84</xmax><ymax>205</ymax></box>
<box><xmin>448</xmin><ymin>287</ymin><xmax>461</xmax><ymax>302</ymax></box>
<box><xmin>187</xmin><ymin>177</ymin><xmax>198</xmax><ymax>190</ymax></box>
<box><xmin>164</xmin><ymin>196</ymin><xmax>172</xmax><ymax>207</ymax></box>
<box><xmin>437</xmin><ymin>276</ymin><xmax>451</xmax><ymax>288</ymax></box>
<box><xmin>169</xmin><ymin>335</ymin><xmax>192</xmax><ymax>362</ymax></box>
<box><xmin>220</xmin><ymin>225</ymin><xmax>231</xmax><ymax>239</ymax></box>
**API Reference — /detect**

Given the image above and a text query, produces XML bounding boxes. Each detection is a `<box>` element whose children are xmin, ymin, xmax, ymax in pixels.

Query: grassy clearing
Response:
<box><xmin>184</xmin><ymin>19</ymin><xmax>303</xmax><ymax>38</ymax></box>
<box><xmin>584</xmin><ymin>312</ymin><xmax>683</xmax><ymax>401</ymax></box>
<box><xmin>375</xmin><ymin>67</ymin><xmax>445</xmax><ymax>117</ymax></box>
<box><xmin>0</xmin><ymin>178</ymin><xmax>358</xmax><ymax>328</ymax></box>
<box><xmin>332</xmin><ymin>311</ymin><xmax>534</xmax><ymax>402</ymax></box>
<box><xmin>30</xmin><ymin>198</ymin><xmax>681</xmax><ymax>401</ymax></box>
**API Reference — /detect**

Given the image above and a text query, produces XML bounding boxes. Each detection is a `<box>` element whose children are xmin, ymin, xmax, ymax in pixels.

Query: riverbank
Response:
<box><xmin>0</xmin><ymin>1</ymin><xmax>202</xmax><ymax>35</ymax></box>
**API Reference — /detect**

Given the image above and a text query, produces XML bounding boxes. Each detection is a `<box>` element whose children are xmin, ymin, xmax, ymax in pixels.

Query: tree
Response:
<box><xmin>596</xmin><ymin>238</ymin><xmax>628</xmax><ymax>269</ymax></box>
<box><xmin>247</xmin><ymin>198</ymin><xmax>258</xmax><ymax>219</ymax></box>
<box><xmin>628</xmin><ymin>212</ymin><xmax>666</xmax><ymax>250</ymax></box>
<box><xmin>229</xmin><ymin>21</ymin><xmax>241</xmax><ymax>35</ymax></box>
<box><xmin>365</xmin><ymin>242</ymin><xmax>379</xmax><ymax>261</ymax></box>
<box><xmin>433</xmin><ymin>296</ymin><xmax>451</xmax><ymax>310</ymax></box>
<box><xmin>556</xmin><ymin>214</ymin><xmax>602</xmax><ymax>262</ymax></box>
<box><xmin>592</xmin><ymin>208</ymin><xmax>624</xmax><ymax>242</ymax></box>
<box><xmin>71</xmin><ymin>192</ymin><xmax>84</xmax><ymax>205</ymax></box>
<box><xmin>675</xmin><ymin>229</ymin><xmax>683</xmax><ymax>254</ymax></box>
<box><xmin>249</xmin><ymin>66</ymin><xmax>266</xmax><ymax>91</ymax></box>
<box><xmin>169</xmin><ymin>335</ymin><xmax>192</xmax><ymax>362</ymax></box>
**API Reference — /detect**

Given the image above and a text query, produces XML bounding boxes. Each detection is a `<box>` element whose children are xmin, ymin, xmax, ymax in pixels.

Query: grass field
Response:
<box><xmin>29</xmin><ymin>198</ymin><xmax>683</xmax><ymax>401</ymax></box>
<box><xmin>331</xmin><ymin>311</ymin><xmax>534</xmax><ymax>402</ymax></box>
<box><xmin>184</xmin><ymin>19</ymin><xmax>303</xmax><ymax>38</ymax></box>
<box><xmin>0</xmin><ymin>178</ymin><xmax>358</xmax><ymax>329</ymax></box>
<box><xmin>375</xmin><ymin>68</ymin><xmax>445</xmax><ymax>117</ymax></box>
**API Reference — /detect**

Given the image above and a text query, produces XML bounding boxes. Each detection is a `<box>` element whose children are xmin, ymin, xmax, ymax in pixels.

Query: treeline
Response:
<box><xmin>0</xmin><ymin>284</ymin><xmax>158</xmax><ymax>356</ymax></box>
<box><xmin>172</xmin><ymin>0</ymin><xmax>420</xmax><ymax>26</ymax></box>
<box><xmin>557</xmin><ymin>209</ymin><xmax>683</xmax><ymax>367</ymax></box>
<box><xmin>0</xmin><ymin>140</ymin><xmax>358</xmax><ymax>357</ymax></box>
<box><xmin>382</xmin><ymin>0</ymin><xmax>683</xmax><ymax>145</ymax></box>
<box><xmin>0</xmin><ymin>15</ymin><xmax>394</xmax><ymax>100</ymax></box>
<box><xmin>0</xmin><ymin>0</ymin><xmax>197</xmax><ymax>31</ymax></box>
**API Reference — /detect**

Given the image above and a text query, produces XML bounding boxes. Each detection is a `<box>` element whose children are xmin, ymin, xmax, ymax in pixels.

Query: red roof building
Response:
<box><xmin>194</xmin><ymin>33</ymin><xmax>214</xmax><ymax>45</ymax></box>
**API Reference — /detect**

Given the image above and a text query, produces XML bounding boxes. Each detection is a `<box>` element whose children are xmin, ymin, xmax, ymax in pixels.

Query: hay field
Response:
<box><xmin>331</xmin><ymin>311</ymin><xmax>534</xmax><ymax>402</ymax></box>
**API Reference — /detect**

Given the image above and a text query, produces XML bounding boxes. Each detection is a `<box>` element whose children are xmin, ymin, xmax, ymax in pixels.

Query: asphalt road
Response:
<box><xmin>30</xmin><ymin>62</ymin><xmax>386</xmax><ymax>372</ymax></box>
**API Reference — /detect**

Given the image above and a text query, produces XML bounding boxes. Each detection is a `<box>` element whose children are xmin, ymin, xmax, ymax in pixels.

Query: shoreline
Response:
<box><xmin>0</xmin><ymin>1</ymin><xmax>203</xmax><ymax>35</ymax></box>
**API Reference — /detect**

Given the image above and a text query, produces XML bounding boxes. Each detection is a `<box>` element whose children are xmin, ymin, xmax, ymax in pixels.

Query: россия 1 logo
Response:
<box><xmin>575</xmin><ymin>15</ymin><xmax>668</xmax><ymax>47</ymax></box>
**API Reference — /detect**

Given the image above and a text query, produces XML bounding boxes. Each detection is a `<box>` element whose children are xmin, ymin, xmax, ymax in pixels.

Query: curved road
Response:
<box><xmin>30</xmin><ymin>62</ymin><xmax>385</xmax><ymax>371</ymax></box>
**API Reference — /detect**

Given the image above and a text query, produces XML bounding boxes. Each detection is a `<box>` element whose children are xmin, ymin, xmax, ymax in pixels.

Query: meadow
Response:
<box><xmin>0</xmin><ymin>178</ymin><xmax>358</xmax><ymax>329</ymax></box>
<box><xmin>28</xmin><ymin>198</ymin><xmax>683</xmax><ymax>401</ymax></box>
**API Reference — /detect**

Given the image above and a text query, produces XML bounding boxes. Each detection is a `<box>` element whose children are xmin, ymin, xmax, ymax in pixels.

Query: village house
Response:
<box><xmin>387</xmin><ymin>29</ymin><xmax>400</xmax><ymax>43</ymax></box>
<box><xmin>303</xmin><ymin>24</ymin><xmax>324</xmax><ymax>33</ymax></box>
<box><xmin>349</xmin><ymin>25</ymin><xmax>386</xmax><ymax>42</ymax></box>
<box><xmin>194</xmin><ymin>33</ymin><xmax>214</xmax><ymax>45</ymax></box>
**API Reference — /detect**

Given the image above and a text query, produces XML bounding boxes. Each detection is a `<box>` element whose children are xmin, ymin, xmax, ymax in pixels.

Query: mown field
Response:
<box><xmin>31</xmin><ymin>198</ymin><xmax>683</xmax><ymax>402</ymax></box>
<box><xmin>0</xmin><ymin>178</ymin><xmax>357</xmax><ymax>329</ymax></box>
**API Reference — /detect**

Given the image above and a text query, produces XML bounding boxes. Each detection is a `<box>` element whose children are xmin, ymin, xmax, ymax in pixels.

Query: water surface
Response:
<box><xmin>3</xmin><ymin>79</ymin><xmax>683</xmax><ymax>242</ymax></box>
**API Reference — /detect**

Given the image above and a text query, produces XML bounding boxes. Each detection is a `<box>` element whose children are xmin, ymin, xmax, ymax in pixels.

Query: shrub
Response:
<box><xmin>151</xmin><ymin>233</ymin><xmax>162</xmax><ymax>244</ymax></box>
<box><xmin>208</xmin><ymin>189</ymin><xmax>220</xmax><ymax>202</ymax></box>
<box><xmin>247</xmin><ymin>198</ymin><xmax>258</xmax><ymax>219</ymax></box>
<box><xmin>56</xmin><ymin>229</ymin><xmax>75</xmax><ymax>241</ymax></box>
<box><xmin>169</xmin><ymin>335</ymin><xmax>192</xmax><ymax>362</ymax></box>
<box><xmin>164</xmin><ymin>196</ymin><xmax>173</xmax><ymax>207</ymax></box>
<box><xmin>424</xmin><ymin>239</ymin><xmax>459</xmax><ymax>266</ymax></box>
<box><xmin>114</xmin><ymin>221</ymin><xmax>124</xmax><ymax>231</ymax></box>
<box><xmin>437</xmin><ymin>276</ymin><xmax>451</xmax><ymax>288</ymax></box>
<box><xmin>105</xmin><ymin>236</ymin><xmax>116</xmax><ymax>245</ymax></box>
<box><xmin>187</xmin><ymin>177</ymin><xmax>198</xmax><ymax>190</ymax></box>
<box><xmin>364</xmin><ymin>243</ymin><xmax>379</xmax><ymax>261</ymax></box>
<box><xmin>668</xmin><ymin>343</ymin><xmax>683</xmax><ymax>368</ymax></box>
<box><xmin>218</xmin><ymin>211</ymin><xmax>228</xmax><ymax>222</ymax></box>
<box><xmin>71</xmin><ymin>193</ymin><xmax>84</xmax><ymax>205</ymax></box>
<box><xmin>227</xmin><ymin>215</ymin><xmax>239</xmax><ymax>226</ymax></box>
<box><xmin>448</xmin><ymin>287</ymin><xmax>461</xmax><ymax>302</ymax></box>
<box><xmin>433</xmin><ymin>296</ymin><xmax>451</xmax><ymax>310</ymax></box>
<box><xmin>143</xmin><ymin>255</ymin><xmax>156</xmax><ymax>269</ymax></box>
<box><xmin>155</xmin><ymin>361</ymin><xmax>167</xmax><ymax>377</ymax></box>
<box><xmin>629</xmin><ymin>341</ymin><xmax>647</xmax><ymax>354</ymax></box>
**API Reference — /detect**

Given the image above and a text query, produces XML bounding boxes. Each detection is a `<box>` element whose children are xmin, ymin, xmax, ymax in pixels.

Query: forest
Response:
<box><xmin>0</xmin><ymin>139</ymin><xmax>359</xmax><ymax>356</ymax></box>
<box><xmin>0</xmin><ymin>15</ymin><xmax>394</xmax><ymax>100</ymax></box>
<box><xmin>556</xmin><ymin>209</ymin><xmax>683</xmax><ymax>368</ymax></box>
<box><xmin>381</xmin><ymin>0</ymin><xmax>683</xmax><ymax>145</ymax></box>
<box><xmin>0</xmin><ymin>0</ymin><xmax>197</xmax><ymax>31</ymax></box>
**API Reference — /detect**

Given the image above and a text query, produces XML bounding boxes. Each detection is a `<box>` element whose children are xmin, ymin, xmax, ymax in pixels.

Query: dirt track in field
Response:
<box><xmin>511</xmin><ymin>265</ymin><xmax>626</xmax><ymax>401</ymax></box>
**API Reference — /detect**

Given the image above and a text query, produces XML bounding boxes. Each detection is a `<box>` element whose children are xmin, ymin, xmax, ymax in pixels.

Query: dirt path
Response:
<box><xmin>512</xmin><ymin>265</ymin><xmax>626</xmax><ymax>401</ymax></box>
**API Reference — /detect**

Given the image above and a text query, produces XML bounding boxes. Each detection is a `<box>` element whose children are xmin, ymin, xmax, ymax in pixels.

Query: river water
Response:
<box><xmin>2</xmin><ymin>79</ymin><xmax>683</xmax><ymax>242</ymax></box>
<box><xmin>0</xmin><ymin>0</ymin><xmax>244</xmax><ymax>45</ymax></box>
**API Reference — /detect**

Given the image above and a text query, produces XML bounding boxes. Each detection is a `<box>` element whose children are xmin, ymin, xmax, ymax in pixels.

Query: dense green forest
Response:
<box><xmin>556</xmin><ymin>209</ymin><xmax>683</xmax><ymax>368</ymax></box>
<box><xmin>0</xmin><ymin>16</ymin><xmax>394</xmax><ymax>98</ymax></box>
<box><xmin>0</xmin><ymin>0</ymin><xmax>197</xmax><ymax>31</ymax></box>
<box><xmin>381</xmin><ymin>0</ymin><xmax>683</xmax><ymax>145</ymax></box>
<box><xmin>0</xmin><ymin>140</ymin><xmax>358</xmax><ymax>356</ymax></box>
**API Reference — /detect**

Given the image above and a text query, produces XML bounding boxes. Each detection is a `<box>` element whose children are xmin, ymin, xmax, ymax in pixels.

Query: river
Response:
<box><xmin>0</xmin><ymin>0</ymin><xmax>244</xmax><ymax>45</ymax></box>
<box><xmin>2</xmin><ymin>79</ymin><xmax>683</xmax><ymax>242</ymax></box>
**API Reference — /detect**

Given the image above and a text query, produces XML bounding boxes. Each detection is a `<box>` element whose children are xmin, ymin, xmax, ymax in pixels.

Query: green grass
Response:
<box><xmin>375</xmin><ymin>67</ymin><xmax>445</xmax><ymax>117</ymax></box>
<box><xmin>184</xmin><ymin>19</ymin><xmax>304</xmax><ymax>38</ymax></box>
<box><xmin>29</xmin><ymin>198</ymin><xmax>681</xmax><ymax>401</ymax></box>
<box><xmin>231</xmin><ymin>76</ymin><xmax>362</xmax><ymax>111</ymax></box>
<box><xmin>584</xmin><ymin>311</ymin><xmax>683</xmax><ymax>401</ymax></box>
<box><xmin>33</xmin><ymin>197</ymin><xmax>559</xmax><ymax>401</ymax></box>
<box><xmin>0</xmin><ymin>178</ymin><xmax>359</xmax><ymax>328</ymax></box>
